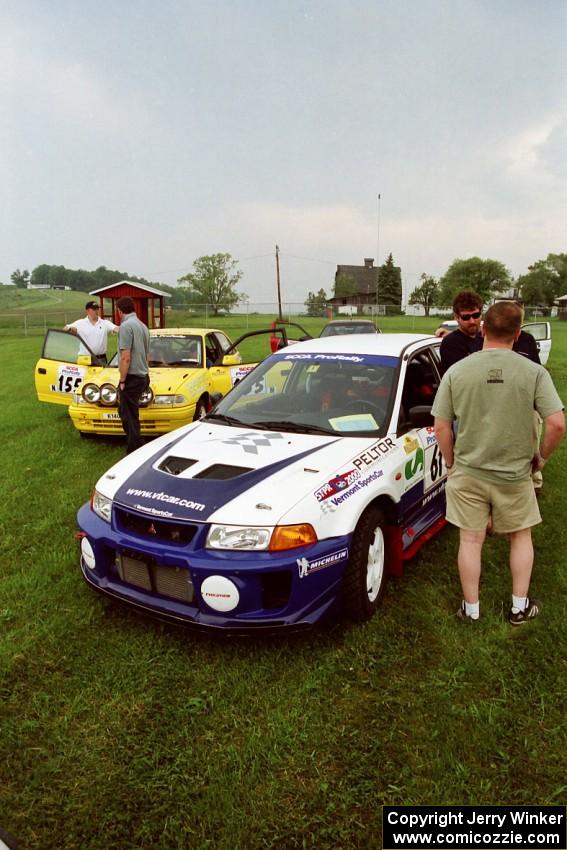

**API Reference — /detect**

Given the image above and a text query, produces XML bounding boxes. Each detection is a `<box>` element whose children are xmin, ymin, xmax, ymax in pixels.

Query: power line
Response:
<box><xmin>282</xmin><ymin>253</ymin><xmax>336</xmax><ymax>266</ymax></box>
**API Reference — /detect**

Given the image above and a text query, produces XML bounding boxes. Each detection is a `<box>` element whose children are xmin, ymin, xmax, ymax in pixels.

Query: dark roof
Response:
<box><xmin>335</xmin><ymin>259</ymin><xmax>378</xmax><ymax>297</ymax></box>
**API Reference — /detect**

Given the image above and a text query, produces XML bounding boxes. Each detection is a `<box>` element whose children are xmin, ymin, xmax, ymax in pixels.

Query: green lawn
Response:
<box><xmin>1</xmin><ymin>321</ymin><xmax>567</xmax><ymax>850</ymax></box>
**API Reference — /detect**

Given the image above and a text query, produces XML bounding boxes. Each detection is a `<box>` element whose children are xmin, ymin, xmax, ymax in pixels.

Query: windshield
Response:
<box><xmin>147</xmin><ymin>335</ymin><xmax>203</xmax><ymax>368</ymax></box>
<box><xmin>209</xmin><ymin>352</ymin><xmax>398</xmax><ymax>436</ymax></box>
<box><xmin>320</xmin><ymin>322</ymin><xmax>377</xmax><ymax>336</ymax></box>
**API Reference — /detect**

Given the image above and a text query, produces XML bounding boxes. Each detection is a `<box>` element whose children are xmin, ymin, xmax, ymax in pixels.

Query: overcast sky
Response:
<box><xmin>1</xmin><ymin>0</ymin><xmax>566</xmax><ymax>304</ymax></box>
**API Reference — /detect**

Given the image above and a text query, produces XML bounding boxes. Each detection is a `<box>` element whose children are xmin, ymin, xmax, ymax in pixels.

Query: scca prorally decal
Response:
<box><xmin>297</xmin><ymin>547</ymin><xmax>349</xmax><ymax>578</ymax></box>
<box><xmin>126</xmin><ymin>487</ymin><xmax>206</xmax><ymax>512</ymax></box>
<box><xmin>283</xmin><ymin>353</ymin><xmax>364</xmax><ymax>363</ymax></box>
<box><xmin>423</xmin><ymin>426</ymin><xmax>437</xmax><ymax>446</ymax></box>
<box><xmin>352</xmin><ymin>437</ymin><xmax>395</xmax><ymax>471</ymax></box>
<box><xmin>329</xmin><ymin>468</ymin><xmax>384</xmax><ymax>506</ymax></box>
<box><xmin>220</xmin><ymin>432</ymin><xmax>284</xmax><ymax>454</ymax></box>
<box><xmin>314</xmin><ymin>469</ymin><xmax>360</xmax><ymax>502</ymax></box>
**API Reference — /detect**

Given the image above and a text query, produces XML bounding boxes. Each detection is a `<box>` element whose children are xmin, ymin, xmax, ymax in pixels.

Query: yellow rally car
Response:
<box><xmin>34</xmin><ymin>327</ymin><xmax>263</xmax><ymax>436</ymax></box>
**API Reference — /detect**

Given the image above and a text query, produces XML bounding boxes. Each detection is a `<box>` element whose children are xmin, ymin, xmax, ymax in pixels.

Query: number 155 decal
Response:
<box><xmin>51</xmin><ymin>365</ymin><xmax>85</xmax><ymax>395</ymax></box>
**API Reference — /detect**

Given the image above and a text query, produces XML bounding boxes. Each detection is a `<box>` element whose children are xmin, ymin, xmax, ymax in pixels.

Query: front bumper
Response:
<box><xmin>69</xmin><ymin>403</ymin><xmax>197</xmax><ymax>436</ymax></box>
<box><xmin>77</xmin><ymin>503</ymin><xmax>350</xmax><ymax>631</ymax></box>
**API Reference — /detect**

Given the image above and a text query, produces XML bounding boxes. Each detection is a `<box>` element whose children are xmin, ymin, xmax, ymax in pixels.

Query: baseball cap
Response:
<box><xmin>85</xmin><ymin>301</ymin><xmax>100</xmax><ymax>310</ymax></box>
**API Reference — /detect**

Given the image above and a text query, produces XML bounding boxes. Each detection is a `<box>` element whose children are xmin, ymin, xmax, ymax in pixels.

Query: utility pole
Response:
<box><xmin>275</xmin><ymin>244</ymin><xmax>282</xmax><ymax>320</ymax></box>
<box><xmin>376</xmin><ymin>193</ymin><xmax>381</xmax><ymax>269</ymax></box>
<box><xmin>376</xmin><ymin>194</ymin><xmax>381</xmax><ymax>313</ymax></box>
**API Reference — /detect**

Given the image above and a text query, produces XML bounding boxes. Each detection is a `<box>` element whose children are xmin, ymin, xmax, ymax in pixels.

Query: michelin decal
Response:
<box><xmin>297</xmin><ymin>547</ymin><xmax>349</xmax><ymax>578</ymax></box>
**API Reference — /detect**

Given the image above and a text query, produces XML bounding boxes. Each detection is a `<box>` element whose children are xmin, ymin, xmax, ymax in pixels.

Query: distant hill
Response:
<box><xmin>0</xmin><ymin>287</ymin><xmax>88</xmax><ymax>314</ymax></box>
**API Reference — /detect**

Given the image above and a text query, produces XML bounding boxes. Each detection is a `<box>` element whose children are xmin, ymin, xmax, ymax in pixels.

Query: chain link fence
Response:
<box><xmin>0</xmin><ymin>301</ymin><xmax>556</xmax><ymax>337</ymax></box>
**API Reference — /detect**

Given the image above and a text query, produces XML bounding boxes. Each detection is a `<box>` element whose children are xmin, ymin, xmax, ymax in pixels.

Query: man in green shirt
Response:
<box><xmin>432</xmin><ymin>301</ymin><xmax>564</xmax><ymax>625</ymax></box>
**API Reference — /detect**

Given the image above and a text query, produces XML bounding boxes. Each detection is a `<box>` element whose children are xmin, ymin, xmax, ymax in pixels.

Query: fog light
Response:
<box><xmin>81</xmin><ymin>537</ymin><xmax>96</xmax><ymax>570</ymax></box>
<box><xmin>200</xmin><ymin>576</ymin><xmax>239</xmax><ymax>612</ymax></box>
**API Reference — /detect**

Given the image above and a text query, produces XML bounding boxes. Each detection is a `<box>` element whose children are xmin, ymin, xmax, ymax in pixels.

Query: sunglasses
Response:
<box><xmin>459</xmin><ymin>310</ymin><xmax>481</xmax><ymax>321</ymax></box>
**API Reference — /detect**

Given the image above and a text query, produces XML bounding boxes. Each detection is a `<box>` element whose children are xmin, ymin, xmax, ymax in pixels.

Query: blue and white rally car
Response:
<box><xmin>78</xmin><ymin>333</ymin><xmax>448</xmax><ymax>631</ymax></box>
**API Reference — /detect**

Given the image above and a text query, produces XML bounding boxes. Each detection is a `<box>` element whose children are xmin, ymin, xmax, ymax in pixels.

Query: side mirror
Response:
<box><xmin>409</xmin><ymin>405</ymin><xmax>434</xmax><ymax>427</ymax></box>
<box><xmin>77</xmin><ymin>355</ymin><xmax>92</xmax><ymax>366</ymax></box>
<box><xmin>222</xmin><ymin>354</ymin><xmax>241</xmax><ymax>366</ymax></box>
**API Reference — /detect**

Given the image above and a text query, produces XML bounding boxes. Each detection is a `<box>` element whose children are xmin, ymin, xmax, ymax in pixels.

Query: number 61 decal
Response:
<box><xmin>429</xmin><ymin>443</ymin><xmax>444</xmax><ymax>483</ymax></box>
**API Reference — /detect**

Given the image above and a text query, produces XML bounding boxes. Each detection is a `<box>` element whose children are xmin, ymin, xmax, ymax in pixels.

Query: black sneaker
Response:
<box><xmin>456</xmin><ymin>602</ymin><xmax>479</xmax><ymax>622</ymax></box>
<box><xmin>508</xmin><ymin>598</ymin><xmax>542</xmax><ymax>626</ymax></box>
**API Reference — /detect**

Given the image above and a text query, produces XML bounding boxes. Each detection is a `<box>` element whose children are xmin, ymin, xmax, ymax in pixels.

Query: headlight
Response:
<box><xmin>206</xmin><ymin>525</ymin><xmax>272</xmax><ymax>550</ymax></box>
<box><xmin>139</xmin><ymin>387</ymin><xmax>154</xmax><ymax>406</ymax></box>
<box><xmin>82</xmin><ymin>383</ymin><xmax>101</xmax><ymax>403</ymax></box>
<box><xmin>99</xmin><ymin>383</ymin><xmax>118</xmax><ymax>406</ymax></box>
<box><xmin>91</xmin><ymin>489</ymin><xmax>112</xmax><ymax>523</ymax></box>
<box><xmin>153</xmin><ymin>394</ymin><xmax>187</xmax><ymax>405</ymax></box>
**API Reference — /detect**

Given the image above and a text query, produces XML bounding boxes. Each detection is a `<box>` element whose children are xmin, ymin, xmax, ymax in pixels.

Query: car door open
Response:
<box><xmin>35</xmin><ymin>329</ymin><xmax>102</xmax><ymax>406</ymax></box>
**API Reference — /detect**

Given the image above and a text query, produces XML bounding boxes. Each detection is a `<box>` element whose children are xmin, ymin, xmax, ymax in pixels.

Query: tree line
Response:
<box><xmin>10</xmin><ymin>250</ymin><xmax>567</xmax><ymax>318</ymax></box>
<box><xmin>9</xmin><ymin>254</ymin><xmax>243</xmax><ymax>316</ymax></box>
<box><xmin>408</xmin><ymin>253</ymin><xmax>567</xmax><ymax>316</ymax></box>
<box><xmin>306</xmin><ymin>252</ymin><xmax>567</xmax><ymax>317</ymax></box>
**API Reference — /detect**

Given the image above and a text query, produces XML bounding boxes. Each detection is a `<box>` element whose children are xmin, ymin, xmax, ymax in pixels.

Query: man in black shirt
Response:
<box><xmin>439</xmin><ymin>292</ymin><xmax>541</xmax><ymax>371</ymax></box>
<box><xmin>439</xmin><ymin>291</ymin><xmax>483</xmax><ymax>374</ymax></box>
<box><xmin>514</xmin><ymin>329</ymin><xmax>540</xmax><ymax>364</ymax></box>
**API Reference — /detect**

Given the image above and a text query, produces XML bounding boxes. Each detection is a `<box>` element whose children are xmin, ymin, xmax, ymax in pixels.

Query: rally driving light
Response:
<box><xmin>82</xmin><ymin>383</ymin><xmax>101</xmax><ymax>403</ymax></box>
<box><xmin>153</xmin><ymin>394</ymin><xmax>187</xmax><ymax>405</ymax></box>
<box><xmin>92</xmin><ymin>490</ymin><xmax>112</xmax><ymax>523</ymax></box>
<box><xmin>139</xmin><ymin>387</ymin><xmax>154</xmax><ymax>406</ymax></box>
<box><xmin>206</xmin><ymin>523</ymin><xmax>318</xmax><ymax>551</ymax></box>
<box><xmin>99</xmin><ymin>383</ymin><xmax>118</xmax><ymax>405</ymax></box>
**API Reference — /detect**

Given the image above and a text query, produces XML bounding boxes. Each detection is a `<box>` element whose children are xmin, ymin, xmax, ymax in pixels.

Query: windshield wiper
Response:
<box><xmin>204</xmin><ymin>413</ymin><xmax>246</xmax><ymax>427</ymax></box>
<box><xmin>248</xmin><ymin>420</ymin><xmax>336</xmax><ymax>435</ymax></box>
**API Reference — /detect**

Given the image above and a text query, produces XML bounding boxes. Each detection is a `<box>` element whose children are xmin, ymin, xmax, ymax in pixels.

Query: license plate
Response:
<box><xmin>102</xmin><ymin>412</ymin><xmax>121</xmax><ymax>420</ymax></box>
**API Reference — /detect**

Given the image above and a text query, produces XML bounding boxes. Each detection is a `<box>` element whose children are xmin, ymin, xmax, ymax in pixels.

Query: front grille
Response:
<box><xmin>116</xmin><ymin>551</ymin><xmax>194</xmax><ymax>603</ymax></box>
<box><xmin>88</xmin><ymin>418</ymin><xmax>160</xmax><ymax>431</ymax></box>
<box><xmin>115</xmin><ymin>507</ymin><xmax>198</xmax><ymax>544</ymax></box>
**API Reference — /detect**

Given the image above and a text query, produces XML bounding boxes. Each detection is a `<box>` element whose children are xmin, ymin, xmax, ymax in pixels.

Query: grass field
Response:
<box><xmin>1</xmin><ymin>316</ymin><xmax>567</xmax><ymax>850</ymax></box>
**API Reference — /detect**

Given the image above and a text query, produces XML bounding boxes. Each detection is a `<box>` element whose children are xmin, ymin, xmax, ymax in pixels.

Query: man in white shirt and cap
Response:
<box><xmin>64</xmin><ymin>300</ymin><xmax>118</xmax><ymax>364</ymax></box>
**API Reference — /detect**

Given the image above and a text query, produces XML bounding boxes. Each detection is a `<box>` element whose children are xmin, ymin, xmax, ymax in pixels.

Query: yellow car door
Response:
<box><xmin>35</xmin><ymin>329</ymin><xmax>102</xmax><ymax>406</ymax></box>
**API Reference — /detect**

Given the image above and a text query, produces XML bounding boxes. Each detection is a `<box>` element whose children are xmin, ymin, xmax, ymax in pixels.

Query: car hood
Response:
<box><xmin>100</xmin><ymin>422</ymin><xmax>369</xmax><ymax>524</ymax></box>
<box><xmin>85</xmin><ymin>365</ymin><xmax>203</xmax><ymax>394</ymax></box>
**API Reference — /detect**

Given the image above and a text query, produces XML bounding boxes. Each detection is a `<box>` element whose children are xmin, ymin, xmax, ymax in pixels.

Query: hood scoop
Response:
<box><xmin>193</xmin><ymin>463</ymin><xmax>253</xmax><ymax>480</ymax></box>
<box><xmin>158</xmin><ymin>456</ymin><xmax>197</xmax><ymax>476</ymax></box>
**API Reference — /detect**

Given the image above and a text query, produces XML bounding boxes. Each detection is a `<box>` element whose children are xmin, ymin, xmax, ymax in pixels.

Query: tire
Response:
<box><xmin>343</xmin><ymin>506</ymin><xmax>388</xmax><ymax>621</ymax></box>
<box><xmin>193</xmin><ymin>397</ymin><xmax>208</xmax><ymax>421</ymax></box>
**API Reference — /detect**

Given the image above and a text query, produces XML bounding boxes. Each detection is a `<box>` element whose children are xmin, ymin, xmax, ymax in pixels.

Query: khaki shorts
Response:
<box><xmin>445</xmin><ymin>467</ymin><xmax>541</xmax><ymax>533</ymax></box>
